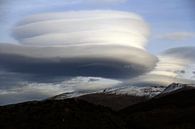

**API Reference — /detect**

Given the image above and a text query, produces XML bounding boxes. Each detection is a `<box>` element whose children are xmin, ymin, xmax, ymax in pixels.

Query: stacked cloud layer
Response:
<box><xmin>13</xmin><ymin>10</ymin><xmax>149</xmax><ymax>49</ymax></box>
<box><xmin>0</xmin><ymin>10</ymin><xmax>158</xmax><ymax>104</ymax></box>
<box><xmin>0</xmin><ymin>10</ymin><xmax>195</xmax><ymax>105</ymax></box>
<box><xmin>129</xmin><ymin>47</ymin><xmax>195</xmax><ymax>86</ymax></box>
<box><xmin>0</xmin><ymin>10</ymin><xmax>157</xmax><ymax>79</ymax></box>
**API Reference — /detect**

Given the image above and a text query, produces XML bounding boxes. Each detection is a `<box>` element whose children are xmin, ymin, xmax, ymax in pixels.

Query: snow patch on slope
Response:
<box><xmin>160</xmin><ymin>83</ymin><xmax>195</xmax><ymax>94</ymax></box>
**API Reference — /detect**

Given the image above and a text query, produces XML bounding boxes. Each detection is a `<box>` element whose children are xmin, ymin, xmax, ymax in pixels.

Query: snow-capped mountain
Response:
<box><xmin>104</xmin><ymin>83</ymin><xmax>195</xmax><ymax>97</ymax></box>
<box><xmin>51</xmin><ymin>85</ymin><xmax>166</xmax><ymax>100</ymax></box>
<box><xmin>102</xmin><ymin>86</ymin><xmax>166</xmax><ymax>97</ymax></box>
<box><xmin>50</xmin><ymin>91</ymin><xmax>103</xmax><ymax>100</ymax></box>
<box><xmin>157</xmin><ymin>83</ymin><xmax>195</xmax><ymax>96</ymax></box>
<box><xmin>50</xmin><ymin>83</ymin><xmax>195</xmax><ymax>100</ymax></box>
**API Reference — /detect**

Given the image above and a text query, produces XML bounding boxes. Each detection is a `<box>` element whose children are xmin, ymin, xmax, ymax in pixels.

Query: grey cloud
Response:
<box><xmin>84</xmin><ymin>0</ymin><xmax>127</xmax><ymax>3</ymax></box>
<box><xmin>159</xmin><ymin>32</ymin><xmax>195</xmax><ymax>41</ymax></box>
<box><xmin>129</xmin><ymin>74</ymin><xmax>195</xmax><ymax>87</ymax></box>
<box><xmin>0</xmin><ymin>44</ymin><xmax>157</xmax><ymax>79</ymax></box>
<box><xmin>151</xmin><ymin>47</ymin><xmax>195</xmax><ymax>79</ymax></box>
<box><xmin>128</xmin><ymin>47</ymin><xmax>195</xmax><ymax>86</ymax></box>
<box><xmin>162</xmin><ymin>47</ymin><xmax>195</xmax><ymax>62</ymax></box>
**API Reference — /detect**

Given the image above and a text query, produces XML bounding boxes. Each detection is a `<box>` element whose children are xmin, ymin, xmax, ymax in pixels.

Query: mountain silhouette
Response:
<box><xmin>0</xmin><ymin>83</ymin><xmax>195</xmax><ymax>129</ymax></box>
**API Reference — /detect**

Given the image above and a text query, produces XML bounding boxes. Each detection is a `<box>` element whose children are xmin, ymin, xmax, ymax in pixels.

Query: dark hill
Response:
<box><xmin>76</xmin><ymin>93</ymin><xmax>148</xmax><ymax>111</ymax></box>
<box><xmin>0</xmin><ymin>99</ymin><xmax>126</xmax><ymax>129</ymax></box>
<box><xmin>0</xmin><ymin>85</ymin><xmax>195</xmax><ymax>129</ymax></box>
<box><xmin>120</xmin><ymin>89</ymin><xmax>195</xmax><ymax>129</ymax></box>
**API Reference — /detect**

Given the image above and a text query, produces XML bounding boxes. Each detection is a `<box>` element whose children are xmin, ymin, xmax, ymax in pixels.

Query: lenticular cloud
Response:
<box><xmin>0</xmin><ymin>10</ymin><xmax>161</xmax><ymax>105</ymax></box>
<box><xmin>13</xmin><ymin>10</ymin><xmax>149</xmax><ymax>49</ymax></box>
<box><xmin>129</xmin><ymin>47</ymin><xmax>195</xmax><ymax>86</ymax></box>
<box><xmin>0</xmin><ymin>10</ymin><xmax>157</xmax><ymax>79</ymax></box>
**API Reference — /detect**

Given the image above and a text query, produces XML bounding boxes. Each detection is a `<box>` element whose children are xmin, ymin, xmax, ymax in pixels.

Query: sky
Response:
<box><xmin>0</xmin><ymin>0</ymin><xmax>195</xmax><ymax>53</ymax></box>
<box><xmin>0</xmin><ymin>0</ymin><xmax>195</xmax><ymax>105</ymax></box>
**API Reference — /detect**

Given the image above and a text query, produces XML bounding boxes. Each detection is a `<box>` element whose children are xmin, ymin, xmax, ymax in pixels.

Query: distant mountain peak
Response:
<box><xmin>157</xmin><ymin>83</ymin><xmax>195</xmax><ymax>97</ymax></box>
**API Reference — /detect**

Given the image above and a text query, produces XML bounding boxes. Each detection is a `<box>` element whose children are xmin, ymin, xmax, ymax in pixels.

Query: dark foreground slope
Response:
<box><xmin>0</xmin><ymin>87</ymin><xmax>195</xmax><ymax>129</ymax></box>
<box><xmin>0</xmin><ymin>99</ymin><xmax>126</xmax><ymax>129</ymax></box>
<box><xmin>51</xmin><ymin>93</ymin><xmax>148</xmax><ymax>111</ymax></box>
<box><xmin>120</xmin><ymin>89</ymin><xmax>195</xmax><ymax>129</ymax></box>
<box><xmin>77</xmin><ymin>93</ymin><xmax>148</xmax><ymax>111</ymax></box>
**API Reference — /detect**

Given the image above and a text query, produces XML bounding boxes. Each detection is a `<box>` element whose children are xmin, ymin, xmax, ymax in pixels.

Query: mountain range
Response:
<box><xmin>0</xmin><ymin>83</ymin><xmax>195</xmax><ymax>129</ymax></box>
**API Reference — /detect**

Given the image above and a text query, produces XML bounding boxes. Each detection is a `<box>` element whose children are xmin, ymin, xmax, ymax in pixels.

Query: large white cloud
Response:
<box><xmin>0</xmin><ymin>10</ymin><xmax>156</xmax><ymax>79</ymax></box>
<box><xmin>13</xmin><ymin>10</ymin><xmax>149</xmax><ymax>49</ymax></box>
<box><xmin>0</xmin><ymin>10</ymin><xmax>158</xmax><ymax>105</ymax></box>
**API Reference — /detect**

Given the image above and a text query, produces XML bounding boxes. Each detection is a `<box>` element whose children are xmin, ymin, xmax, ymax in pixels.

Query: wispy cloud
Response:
<box><xmin>83</xmin><ymin>0</ymin><xmax>128</xmax><ymax>4</ymax></box>
<box><xmin>159</xmin><ymin>32</ymin><xmax>195</xmax><ymax>41</ymax></box>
